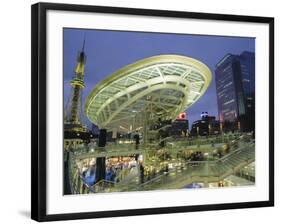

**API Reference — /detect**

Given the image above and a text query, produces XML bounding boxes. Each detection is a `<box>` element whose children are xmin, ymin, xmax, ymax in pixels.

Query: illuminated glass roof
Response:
<box><xmin>85</xmin><ymin>55</ymin><xmax>212</xmax><ymax>132</ymax></box>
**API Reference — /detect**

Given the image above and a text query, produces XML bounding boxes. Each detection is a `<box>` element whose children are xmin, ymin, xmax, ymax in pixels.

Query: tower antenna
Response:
<box><xmin>82</xmin><ymin>34</ymin><xmax>86</xmax><ymax>52</ymax></box>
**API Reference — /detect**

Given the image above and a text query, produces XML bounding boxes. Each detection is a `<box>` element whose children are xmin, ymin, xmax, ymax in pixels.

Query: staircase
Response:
<box><xmin>126</xmin><ymin>142</ymin><xmax>255</xmax><ymax>191</ymax></box>
<box><xmin>68</xmin><ymin>138</ymin><xmax>255</xmax><ymax>194</ymax></box>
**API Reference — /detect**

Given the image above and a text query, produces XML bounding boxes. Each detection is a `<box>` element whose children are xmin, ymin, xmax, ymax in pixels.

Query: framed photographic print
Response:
<box><xmin>31</xmin><ymin>2</ymin><xmax>274</xmax><ymax>222</ymax></box>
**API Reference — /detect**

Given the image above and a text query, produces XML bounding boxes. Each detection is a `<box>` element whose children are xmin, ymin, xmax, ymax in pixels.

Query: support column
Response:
<box><xmin>95</xmin><ymin>129</ymin><xmax>107</xmax><ymax>182</ymax></box>
<box><xmin>95</xmin><ymin>157</ymin><xmax>106</xmax><ymax>183</ymax></box>
<box><xmin>63</xmin><ymin>151</ymin><xmax>72</xmax><ymax>195</ymax></box>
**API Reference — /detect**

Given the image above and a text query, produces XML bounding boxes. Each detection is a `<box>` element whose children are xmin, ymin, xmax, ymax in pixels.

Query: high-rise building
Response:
<box><xmin>215</xmin><ymin>51</ymin><xmax>255</xmax><ymax>132</ymax></box>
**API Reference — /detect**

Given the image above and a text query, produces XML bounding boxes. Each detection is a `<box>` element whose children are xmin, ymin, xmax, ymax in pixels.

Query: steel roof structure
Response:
<box><xmin>85</xmin><ymin>55</ymin><xmax>212</xmax><ymax>132</ymax></box>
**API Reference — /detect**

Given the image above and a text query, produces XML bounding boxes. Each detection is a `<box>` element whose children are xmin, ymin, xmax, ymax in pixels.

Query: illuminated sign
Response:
<box><xmin>201</xmin><ymin>112</ymin><xmax>208</xmax><ymax>118</ymax></box>
<box><xmin>177</xmin><ymin>112</ymin><xmax>186</xmax><ymax>120</ymax></box>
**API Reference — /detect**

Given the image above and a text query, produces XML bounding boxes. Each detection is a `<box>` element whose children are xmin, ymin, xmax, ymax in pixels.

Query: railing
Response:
<box><xmin>67</xmin><ymin>136</ymin><xmax>254</xmax><ymax>194</ymax></box>
<box><xmin>106</xmin><ymin>141</ymin><xmax>254</xmax><ymax>192</ymax></box>
<box><xmin>91</xmin><ymin>179</ymin><xmax>115</xmax><ymax>193</ymax></box>
<box><xmin>148</xmin><ymin>124</ymin><xmax>172</xmax><ymax>133</ymax></box>
<box><xmin>134</xmin><ymin>142</ymin><xmax>254</xmax><ymax>191</ymax></box>
<box><xmin>167</xmin><ymin>134</ymin><xmax>240</xmax><ymax>148</ymax></box>
<box><xmin>72</xmin><ymin>133</ymin><xmax>242</xmax><ymax>160</ymax></box>
<box><xmin>67</xmin><ymin>152</ymin><xmax>88</xmax><ymax>194</ymax></box>
<box><xmin>72</xmin><ymin>142</ymin><xmax>225</xmax><ymax>160</ymax></box>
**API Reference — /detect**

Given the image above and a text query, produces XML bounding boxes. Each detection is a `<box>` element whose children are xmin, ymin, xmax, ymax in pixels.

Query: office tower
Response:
<box><xmin>215</xmin><ymin>51</ymin><xmax>255</xmax><ymax>132</ymax></box>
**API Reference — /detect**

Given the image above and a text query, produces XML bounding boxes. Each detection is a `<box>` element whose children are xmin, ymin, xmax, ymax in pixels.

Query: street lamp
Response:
<box><xmin>238</xmin><ymin>121</ymin><xmax>241</xmax><ymax>133</ymax></box>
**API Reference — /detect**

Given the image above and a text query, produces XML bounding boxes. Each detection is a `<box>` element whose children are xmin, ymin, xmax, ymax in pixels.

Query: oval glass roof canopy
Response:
<box><xmin>85</xmin><ymin>55</ymin><xmax>212</xmax><ymax>132</ymax></box>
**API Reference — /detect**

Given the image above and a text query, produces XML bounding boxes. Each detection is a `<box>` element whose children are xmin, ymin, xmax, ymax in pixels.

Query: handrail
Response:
<box><xmin>92</xmin><ymin>179</ymin><xmax>115</xmax><ymax>188</ymax></box>
<box><xmin>148</xmin><ymin>124</ymin><xmax>172</xmax><ymax>132</ymax></box>
<box><xmin>72</xmin><ymin>133</ymin><xmax>240</xmax><ymax>155</ymax></box>
<box><xmin>128</xmin><ymin>142</ymin><xmax>254</xmax><ymax>190</ymax></box>
<box><xmin>69</xmin><ymin>136</ymin><xmax>254</xmax><ymax>193</ymax></box>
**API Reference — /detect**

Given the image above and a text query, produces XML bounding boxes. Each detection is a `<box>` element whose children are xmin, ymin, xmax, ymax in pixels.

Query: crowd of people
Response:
<box><xmin>81</xmin><ymin>157</ymin><xmax>138</xmax><ymax>186</ymax></box>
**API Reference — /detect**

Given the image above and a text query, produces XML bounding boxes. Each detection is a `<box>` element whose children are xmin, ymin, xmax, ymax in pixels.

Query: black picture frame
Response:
<box><xmin>31</xmin><ymin>2</ymin><xmax>274</xmax><ymax>222</ymax></box>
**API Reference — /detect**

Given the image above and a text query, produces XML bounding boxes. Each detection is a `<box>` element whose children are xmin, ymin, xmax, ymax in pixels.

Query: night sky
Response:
<box><xmin>63</xmin><ymin>28</ymin><xmax>255</xmax><ymax>129</ymax></box>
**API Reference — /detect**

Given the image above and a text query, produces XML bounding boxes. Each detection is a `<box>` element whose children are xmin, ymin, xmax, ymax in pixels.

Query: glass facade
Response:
<box><xmin>215</xmin><ymin>51</ymin><xmax>255</xmax><ymax>132</ymax></box>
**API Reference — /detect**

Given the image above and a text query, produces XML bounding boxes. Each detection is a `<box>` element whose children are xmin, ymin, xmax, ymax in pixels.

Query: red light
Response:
<box><xmin>177</xmin><ymin>112</ymin><xmax>186</xmax><ymax>120</ymax></box>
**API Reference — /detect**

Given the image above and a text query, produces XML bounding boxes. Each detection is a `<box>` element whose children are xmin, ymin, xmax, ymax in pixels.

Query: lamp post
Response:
<box><xmin>238</xmin><ymin>121</ymin><xmax>241</xmax><ymax>134</ymax></box>
<box><xmin>197</xmin><ymin>126</ymin><xmax>200</xmax><ymax>148</ymax></box>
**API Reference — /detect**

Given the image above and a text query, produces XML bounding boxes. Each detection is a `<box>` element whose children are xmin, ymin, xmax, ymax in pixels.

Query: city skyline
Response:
<box><xmin>63</xmin><ymin>28</ymin><xmax>255</xmax><ymax>129</ymax></box>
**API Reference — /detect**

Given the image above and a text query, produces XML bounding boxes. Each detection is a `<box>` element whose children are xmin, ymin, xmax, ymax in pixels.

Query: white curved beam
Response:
<box><xmin>103</xmin><ymin>83</ymin><xmax>188</xmax><ymax>127</ymax></box>
<box><xmin>85</xmin><ymin>55</ymin><xmax>212</xmax><ymax>130</ymax></box>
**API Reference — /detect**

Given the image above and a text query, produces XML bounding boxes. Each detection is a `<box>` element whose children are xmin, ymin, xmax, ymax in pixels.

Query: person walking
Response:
<box><xmin>134</xmin><ymin>131</ymin><xmax>140</xmax><ymax>149</ymax></box>
<box><xmin>134</xmin><ymin>131</ymin><xmax>140</xmax><ymax>161</ymax></box>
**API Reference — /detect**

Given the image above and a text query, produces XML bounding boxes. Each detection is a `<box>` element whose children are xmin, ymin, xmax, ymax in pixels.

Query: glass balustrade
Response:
<box><xmin>67</xmin><ymin>137</ymin><xmax>254</xmax><ymax>194</ymax></box>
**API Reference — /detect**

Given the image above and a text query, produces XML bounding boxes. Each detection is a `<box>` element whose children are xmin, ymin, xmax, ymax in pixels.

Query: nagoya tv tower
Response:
<box><xmin>64</xmin><ymin>38</ymin><xmax>90</xmax><ymax>142</ymax></box>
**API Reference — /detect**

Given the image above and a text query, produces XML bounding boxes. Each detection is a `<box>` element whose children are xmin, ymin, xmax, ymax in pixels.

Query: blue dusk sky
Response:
<box><xmin>63</xmin><ymin>28</ymin><xmax>255</xmax><ymax>129</ymax></box>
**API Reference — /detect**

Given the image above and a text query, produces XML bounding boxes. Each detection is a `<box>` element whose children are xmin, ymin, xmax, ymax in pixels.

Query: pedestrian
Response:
<box><xmin>134</xmin><ymin>131</ymin><xmax>140</xmax><ymax>150</ymax></box>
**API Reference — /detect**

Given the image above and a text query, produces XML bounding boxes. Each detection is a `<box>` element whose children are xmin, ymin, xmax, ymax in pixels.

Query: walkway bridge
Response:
<box><xmin>71</xmin><ymin>134</ymin><xmax>235</xmax><ymax>160</ymax></box>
